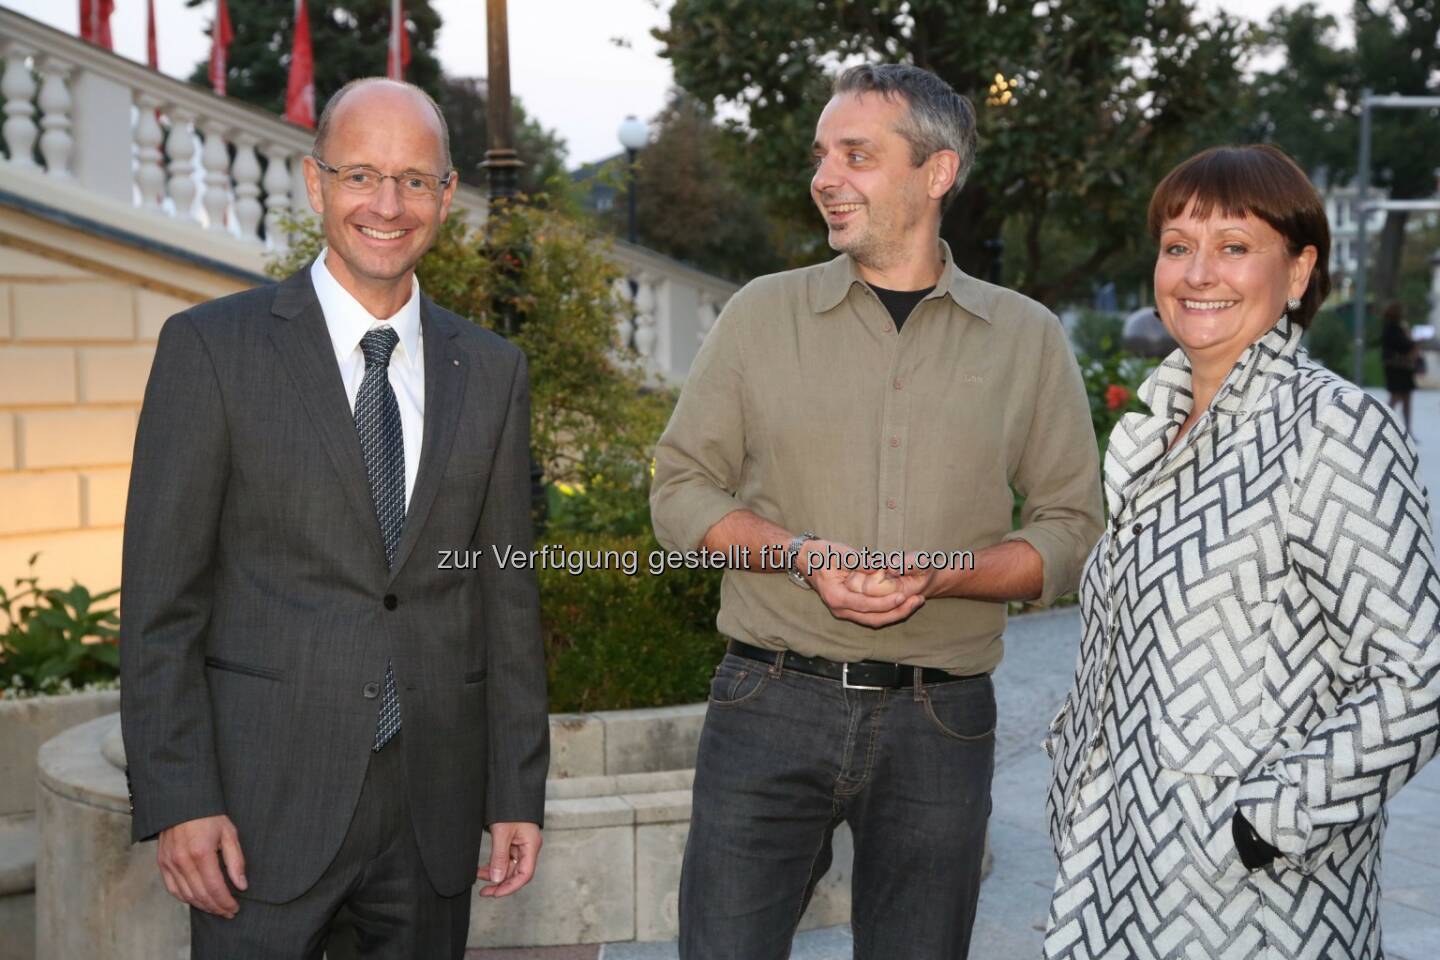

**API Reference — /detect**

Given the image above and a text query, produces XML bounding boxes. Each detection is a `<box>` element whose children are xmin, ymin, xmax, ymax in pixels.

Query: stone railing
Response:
<box><xmin>0</xmin><ymin>7</ymin><xmax>738</xmax><ymax>384</ymax></box>
<box><xmin>609</xmin><ymin>240</ymin><xmax>739</xmax><ymax>385</ymax></box>
<box><xmin>0</xmin><ymin>7</ymin><xmax>487</xmax><ymax>278</ymax></box>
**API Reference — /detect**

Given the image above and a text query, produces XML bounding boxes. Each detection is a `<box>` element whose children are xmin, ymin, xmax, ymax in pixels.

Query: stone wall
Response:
<box><xmin>0</xmin><ymin>205</ymin><xmax>253</xmax><ymax>593</ymax></box>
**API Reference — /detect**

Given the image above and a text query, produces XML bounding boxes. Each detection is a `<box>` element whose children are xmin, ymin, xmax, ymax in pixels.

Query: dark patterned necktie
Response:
<box><xmin>356</xmin><ymin>326</ymin><xmax>405</xmax><ymax>751</ymax></box>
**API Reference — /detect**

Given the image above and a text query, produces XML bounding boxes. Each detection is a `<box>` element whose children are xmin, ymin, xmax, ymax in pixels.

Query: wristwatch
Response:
<box><xmin>786</xmin><ymin>531</ymin><xmax>820</xmax><ymax>589</ymax></box>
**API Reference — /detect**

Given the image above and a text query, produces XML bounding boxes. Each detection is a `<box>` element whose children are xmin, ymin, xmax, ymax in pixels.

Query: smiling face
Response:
<box><xmin>1154</xmin><ymin>203</ymin><xmax>1316</xmax><ymax>366</ymax></box>
<box><xmin>810</xmin><ymin>92</ymin><xmax>953</xmax><ymax>271</ymax></box>
<box><xmin>303</xmin><ymin>82</ymin><xmax>456</xmax><ymax>309</ymax></box>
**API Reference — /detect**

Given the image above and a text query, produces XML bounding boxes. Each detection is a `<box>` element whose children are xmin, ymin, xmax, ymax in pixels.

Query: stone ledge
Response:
<box><xmin>0</xmin><ymin>812</ymin><xmax>36</xmax><ymax>897</ymax></box>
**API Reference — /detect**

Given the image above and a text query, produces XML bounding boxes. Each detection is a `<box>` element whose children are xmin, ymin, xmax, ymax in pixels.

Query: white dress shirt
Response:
<box><xmin>311</xmin><ymin>249</ymin><xmax>424</xmax><ymax>509</ymax></box>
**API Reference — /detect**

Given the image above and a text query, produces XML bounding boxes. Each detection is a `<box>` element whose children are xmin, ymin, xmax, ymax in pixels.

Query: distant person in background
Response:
<box><xmin>1382</xmin><ymin>300</ymin><xmax>1420</xmax><ymax>430</ymax></box>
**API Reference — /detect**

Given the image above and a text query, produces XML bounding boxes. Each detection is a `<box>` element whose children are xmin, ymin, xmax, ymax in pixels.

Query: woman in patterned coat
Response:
<box><xmin>1042</xmin><ymin>144</ymin><xmax>1440</xmax><ymax>960</ymax></box>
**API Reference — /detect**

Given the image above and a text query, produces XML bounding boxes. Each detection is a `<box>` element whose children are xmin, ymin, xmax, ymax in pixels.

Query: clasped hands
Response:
<box><xmin>799</xmin><ymin>539</ymin><xmax>939</xmax><ymax>628</ymax></box>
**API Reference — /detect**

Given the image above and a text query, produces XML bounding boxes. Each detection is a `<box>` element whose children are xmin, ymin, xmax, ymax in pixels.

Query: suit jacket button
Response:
<box><xmin>383</xmin><ymin>594</ymin><xmax>398</xmax><ymax>610</ymax></box>
<box><xmin>363</xmin><ymin>681</ymin><xmax>380</xmax><ymax>698</ymax></box>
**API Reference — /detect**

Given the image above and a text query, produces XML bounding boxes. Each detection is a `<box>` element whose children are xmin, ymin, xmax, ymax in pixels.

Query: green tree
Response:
<box><xmin>186</xmin><ymin>0</ymin><xmax>444</xmax><ymax>112</ymax></box>
<box><xmin>602</xmin><ymin>92</ymin><xmax>783</xmax><ymax>281</ymax></box>
<box><xmin>1249</xmin><ymin>1</ymin><xmax>1440</xmax><ymax>302</ymax></box>
<box><xmin>655</xmin><ymin>0</ymin><xmax>1251</xmax><ymax>302</ymax></box>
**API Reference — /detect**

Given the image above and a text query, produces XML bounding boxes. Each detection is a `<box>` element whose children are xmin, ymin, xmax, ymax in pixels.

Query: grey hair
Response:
<box><xmin>832</xmin><ymin>64</ymin><xmax>977</xmax><ymax>209</ymax></box>
<box><xmin>313</xmin><ymin>77</ymin><xmax>453</xmax><ymax>171</ymax></box>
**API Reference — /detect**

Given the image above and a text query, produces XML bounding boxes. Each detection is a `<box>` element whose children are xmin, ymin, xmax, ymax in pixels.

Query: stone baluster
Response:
<box><xmin>134</xmin><ymin>95</ymin><xmax>165</xmax><ymax>210</ymax></box>
<box><xmin>2</xmin><ymin>44</ymin><xmax>38</xmax><ymax>167</ymax></box>
<box><xmin>612</xmin><ymin>277</ymin><xmax>635</xmax><ymax>351</ymax></box>
<box><xmin>290</xmin><ymin>154</ymin><xmax>311</xmax><ymax>225</ymax></box>
<box><xmin>166</xmin><ymin>110</ymin><xmax>197</xmax><ymax>221</ymax></box>
<box><xmin>633</xmin><ymin>274</ymin><xmax>658</xmax><ymax>362</ymax></box>
<box><xmin>200</xmin><ymin>123</ymin><xmax>232</xmax><ymax>232</ymax></box>
<box><xmin>232</xmin><ymin>135</ymin><xmax>263</xmax><ymax>241</ymax></box>
<box><xmin>262</xmin><ymin>147</ymin><xmax>292</xmax><ymax>250</ymax></box>
<box><xmin>36</xmin><ymin>57</ymin><xmax>73</xmax><ymax>177</ymax></box>
<box><xmin>698</xmin><ymin>293</ymin><xmax>717</xmax><ymax>342</ymax></box>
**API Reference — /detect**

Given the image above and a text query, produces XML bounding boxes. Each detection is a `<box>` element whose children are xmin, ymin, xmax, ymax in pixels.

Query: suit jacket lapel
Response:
<box><xmin>387</xmin><ymin>296</ymin><xmax>468</xmax><ymax>581</ymax></box>
<box><xmin>268</xmin><ymin>267</ymin><xmax>391</xmax><ymax>569</ymax></box>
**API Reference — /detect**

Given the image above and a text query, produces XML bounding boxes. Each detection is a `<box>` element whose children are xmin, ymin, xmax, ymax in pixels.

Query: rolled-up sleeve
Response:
<box><xmin>1001</xmin><ymin>313</ymin><xmax>1104</xmax><ymax>605</ymax></box>
<box><xmin>650</xmin><ymin>287</ymin><xmax>751</xmax><ymax>552</ymax></box>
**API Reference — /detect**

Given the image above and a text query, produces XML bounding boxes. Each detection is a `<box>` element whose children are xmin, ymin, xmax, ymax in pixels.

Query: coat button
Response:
<box><xmin>383</xmin><ymin>594</ymin><xmax>398</xmax><ymax>610</ymax></box>
<box><xmin>1131</xmin><ymin>523</ymin><xmax>1142</xmax><ymax>535</ymax></box>
<box><xmin>363</xmin><ymin>682</ymin><xmax>380</xmax><ymax>698</ymax></box>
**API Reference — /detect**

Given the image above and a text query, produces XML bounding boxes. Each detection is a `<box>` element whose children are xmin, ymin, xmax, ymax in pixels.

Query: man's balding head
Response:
<box><xmin>313</xmin><ymin>78</ymin><xmax>452</xmax><ymax>172</ymax></box>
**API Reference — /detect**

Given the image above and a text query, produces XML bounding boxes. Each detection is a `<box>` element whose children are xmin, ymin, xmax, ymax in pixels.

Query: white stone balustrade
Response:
<box><xmin>609</xmin><ymin>240</ymin><xmax>738</xmax><ymax>384</ymax></box>
<box><xmin>0</xmin><ymin>7</ymin><xmax>737</xmax><ymax>383</ymax></box>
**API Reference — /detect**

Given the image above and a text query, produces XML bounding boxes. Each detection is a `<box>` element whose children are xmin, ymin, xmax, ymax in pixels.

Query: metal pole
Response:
<box><xmin>626</xmin><ymin>147</ymin><xmax>638</xmax><ymax>244</ymax></box>
<box><xmin>481</xmin><ymin>0</ymin><xmax>523</xmax><ymax>199</ymax></box>
<box><xmin>1352</xmin><ymin>90</ymin><xmax>1372</xmax><ymax>386</ymax></box>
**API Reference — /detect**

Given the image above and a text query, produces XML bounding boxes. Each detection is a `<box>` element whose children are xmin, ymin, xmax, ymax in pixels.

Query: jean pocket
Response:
<box><xmin>921</xmin><ymin>677</ymin><xmax>996</xmax><ymax>740</ymax></box>
<box><xmin>707</xmin><ymin>654</ymin><xmax>770</xmax><ymax>708</ymax></box>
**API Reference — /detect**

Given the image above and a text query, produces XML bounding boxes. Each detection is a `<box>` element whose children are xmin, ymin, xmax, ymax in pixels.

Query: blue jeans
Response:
<box><xmin>679</xmin><ymin>650</ymin><xmax>996</xmax><ymax>960</ymax></box>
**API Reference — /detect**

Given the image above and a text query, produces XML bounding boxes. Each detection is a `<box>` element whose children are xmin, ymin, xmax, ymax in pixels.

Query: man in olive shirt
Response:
<box><xmin>650</xmin><ymin>64</ymin><xmax>1102</xmax><ymax>959</ymax></box>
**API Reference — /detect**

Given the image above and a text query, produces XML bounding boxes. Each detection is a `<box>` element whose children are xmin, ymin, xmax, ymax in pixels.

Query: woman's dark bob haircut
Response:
<box><xmin>1147</xmin><ymin>144</ymin><xmax>1331</xmax><ymax>329</ymax></box>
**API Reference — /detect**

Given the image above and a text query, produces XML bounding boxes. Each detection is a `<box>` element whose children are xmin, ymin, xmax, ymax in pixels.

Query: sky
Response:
<box><xmin>1</xmin><ymin>0</ymin><xmax>1354</xmax><ymax>166</ymax></box>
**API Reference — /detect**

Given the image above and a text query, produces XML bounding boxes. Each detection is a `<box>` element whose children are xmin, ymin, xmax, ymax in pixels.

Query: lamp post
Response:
<box><xmin>617</xmin><ymin>114</ymin><xmax>649</xmax><ymax>244</ymax></box>
<box><xmin>481</xmin><ymin>0</ymin><xmax>523</xmax><ymax>200</ymax></box>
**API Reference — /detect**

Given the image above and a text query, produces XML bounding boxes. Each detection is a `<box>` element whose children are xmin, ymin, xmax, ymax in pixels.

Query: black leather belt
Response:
<box><xmin>726</xmin><ymin>639</ymin><xmax>983</xmax><ymax>690</ymax></box>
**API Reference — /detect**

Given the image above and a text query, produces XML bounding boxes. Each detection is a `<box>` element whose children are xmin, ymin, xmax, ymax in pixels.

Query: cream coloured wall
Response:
<box><xmin>0</xmin><ymin>204</ymin><xmax>256</xmax><ymax>595</ymax></box>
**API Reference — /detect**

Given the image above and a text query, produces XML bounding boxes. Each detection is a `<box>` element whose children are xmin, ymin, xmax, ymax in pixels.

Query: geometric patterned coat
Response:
<box><xmin>1042</xmin><ymin>315</ymin><xmax>1440</xmax><ymax>959</ymax></box>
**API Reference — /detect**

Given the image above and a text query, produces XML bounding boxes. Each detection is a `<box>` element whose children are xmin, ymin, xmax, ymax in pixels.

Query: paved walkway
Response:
<box><xmin>473</xmin><ymin>390</ymin><xmax>1440</xmax><ymax>959</ymax></box>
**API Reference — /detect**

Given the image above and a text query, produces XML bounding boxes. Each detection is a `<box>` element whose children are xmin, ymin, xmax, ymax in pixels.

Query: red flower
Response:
<box><xmin>1105</xmin><ymin>384</ymin><xmax>1131</xmax><ymax>411</ymax></box>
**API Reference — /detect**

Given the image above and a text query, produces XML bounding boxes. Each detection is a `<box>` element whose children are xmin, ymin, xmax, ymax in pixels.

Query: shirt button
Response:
<box><xmin>363</xmin><ymin>681</ymin><xmax>380</xmax><ymax>698</ymax></box>
<box><xmin>889</xmin><ymin>436</ymin><xmax>900</xmax><ymax>448</ymax></box>
<box><xmin>1131</xmin><ymin>523</ymin><xmax>1142</xmax><ymax>535</ymax></box>
<box><xmin>383</xmin><ymin>594</ymin><xmax>398</xmax><ymax>610</ymax></box>
<box><xmin>893</xmin><ymin>378</ymin><xmax>903</xmax><ymax>390</ymax></box>
<box><xmin>886</xmin><ymin>498</ymin><xmax>897</xmax><ymax>509</ymax></box>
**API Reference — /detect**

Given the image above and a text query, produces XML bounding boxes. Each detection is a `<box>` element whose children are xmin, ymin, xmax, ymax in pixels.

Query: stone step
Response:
<box><xmin>0</xmin><ymin>812</ymin><xmax>37</xmax><ymax>960</ymax></box>
<box><xmin>0</xmin><ymin>812</ymin><xmax>36</xmax><ymax>897</ymax></box>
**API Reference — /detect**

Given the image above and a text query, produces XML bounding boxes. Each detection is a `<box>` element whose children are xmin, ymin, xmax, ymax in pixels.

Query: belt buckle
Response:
<box><xmin>842</xmin><ymin>662</ymin><xmax>885</xmax><ymax>691</ymax></box>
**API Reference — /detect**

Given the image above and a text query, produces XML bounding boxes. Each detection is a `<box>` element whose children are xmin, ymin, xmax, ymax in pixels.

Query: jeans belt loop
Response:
<box><xmin>913</xmin><ymin>666</ymin><xmax>925</xmax><ymax>702</ymax></box>
<box><xmin>841</xmin><ymin>662</ymin><xmax>885</xmax><ymax>691</ymax></box>
<box><xmin>769</xmin><ymin>650</ymin><xmax>785</xmax><ymax>678</ymax></box>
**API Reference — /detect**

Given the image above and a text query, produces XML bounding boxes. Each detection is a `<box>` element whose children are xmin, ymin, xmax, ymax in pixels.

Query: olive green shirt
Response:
<box><xmin>650</xmin><ymin>242</ymin><xmax>1104</xmax><ymax>674</ymax></box>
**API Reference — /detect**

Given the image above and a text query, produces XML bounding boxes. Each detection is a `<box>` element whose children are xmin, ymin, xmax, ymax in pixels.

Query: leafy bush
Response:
<box><xmin>1307</xmin><ymin>306</ymin><xmax>1383</xmax><ymax>386</ymax></box>
<box><xmin>539</xmin><ymin>531</ymin><xmax>724</xmax><ymax>712</ymax></box>
<box><xmin>0</xmin><ymin>557</ymin><xmax>120</xmax><ymax>698</ymax></box>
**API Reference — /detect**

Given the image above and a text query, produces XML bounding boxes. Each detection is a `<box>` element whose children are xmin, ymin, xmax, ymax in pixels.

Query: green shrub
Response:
<box><xmin>539</xmin><ymin>531</ymin><xmax>724</xmax><ymax>712</ymax></box>
<box><xmin>0</xmin><ymin>557</ymin><xmax>120</xmax><ymax>698</ymax></box>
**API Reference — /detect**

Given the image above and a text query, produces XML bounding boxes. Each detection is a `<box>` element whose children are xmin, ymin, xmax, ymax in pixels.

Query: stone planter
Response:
<box><xmin>0</xmin><ymin>690</ymin><xmax>120</xmax><ymax>818</ymax></box>
<box><xmin>37</xmin><ymin>702</ymin><xmax>983</xmax><ymax>954</ymax></box>
<box><xmin>0</xmin><ymin>689</ymin><xmax>120</xmax><ymax>960</ymax></box>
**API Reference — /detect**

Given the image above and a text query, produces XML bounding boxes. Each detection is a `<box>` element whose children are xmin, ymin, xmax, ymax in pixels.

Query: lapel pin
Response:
<box><xmin>452</xmin><ymin>359</ymin><xmax>460</xmax><ymax>367</ymax></box>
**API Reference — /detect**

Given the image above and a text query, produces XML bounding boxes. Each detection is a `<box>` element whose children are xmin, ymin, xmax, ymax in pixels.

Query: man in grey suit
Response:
<box><xmin>119</xmin><ymin>78</ymin><xmax>549</xmax><ymax>958</ymax></box>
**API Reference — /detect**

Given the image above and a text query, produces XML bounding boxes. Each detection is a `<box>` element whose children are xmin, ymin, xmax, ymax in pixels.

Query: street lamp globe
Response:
<box><xmin>618</xmin><ymin>115</ymin><xmax>650</xmax><ymax>152</ymax></box>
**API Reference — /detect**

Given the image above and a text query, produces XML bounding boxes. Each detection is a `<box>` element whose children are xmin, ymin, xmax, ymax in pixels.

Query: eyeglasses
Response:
<box><xmin>311</xmin><ymin>156</ymin><xmax>453</xmax><ymax>200</ymax></box>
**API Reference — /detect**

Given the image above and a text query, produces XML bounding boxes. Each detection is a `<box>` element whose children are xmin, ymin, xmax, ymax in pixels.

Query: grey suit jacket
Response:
<box><xmin>119</xmin><ymin>265</ymin><xmax>549</xmax><ymax>903</ymax></box>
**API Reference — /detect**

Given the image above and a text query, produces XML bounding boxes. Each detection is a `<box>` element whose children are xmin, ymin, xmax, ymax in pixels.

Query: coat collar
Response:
<box><xmin>1105</xmin><ymin>314</ymin><xmax>1305</xmax><ymax>518</ymax></box>
<box><xmin>1137</xmin><ymin>312</ymin><xmax>1305</xmax><ymax>423</ymax></box>
<box><xmin>811</xmin><ymin>239</ymin><xmax>994</xmax><ymax>323</ymax></box>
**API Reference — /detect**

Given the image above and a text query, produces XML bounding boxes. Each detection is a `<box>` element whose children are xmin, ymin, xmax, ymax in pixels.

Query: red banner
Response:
<box><xmin>387</xmin><ymin>0</ymin><xmax>411</xmax><ymax>81</ymax></box>
<box><xmin>208</xmin><ymin>0</ymin><xmax>235</xmax><ymax>96</ymax></box>
<box><xmin>286</xmin><ymin>0</ymin><xmax>316</xmax><ymax>128</ymax></box>
<box><xmin>78</xmin><ymin>0</ymin><xmax>115</xmax><ymax>50</ymax></box>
